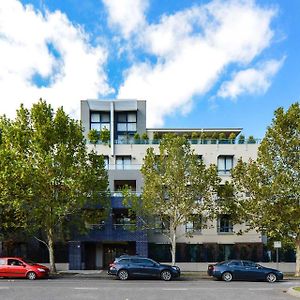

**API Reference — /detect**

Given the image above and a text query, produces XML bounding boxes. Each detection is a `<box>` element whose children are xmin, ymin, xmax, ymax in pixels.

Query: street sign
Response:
<box><xmin>274</xmin><ymin>241</ymin><xmax>282</xmax><ymax>248</ymax></box>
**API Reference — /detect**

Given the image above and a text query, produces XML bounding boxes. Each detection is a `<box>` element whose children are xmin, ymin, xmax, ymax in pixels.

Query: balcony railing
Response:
<box><xmin>106</xmin><ymin>164</ymin><xmax>142</xmax><ymax>170</ymax></box>
<box><xmin>88</xmin><ymin>139</ymin><xmax>261</xmax><ymax>145</ymax></box>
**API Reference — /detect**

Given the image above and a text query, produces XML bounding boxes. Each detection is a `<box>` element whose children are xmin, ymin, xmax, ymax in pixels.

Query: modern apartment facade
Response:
<box><xmin>69</xmin><ymin>99</ymin><xmax>263</xmax><ymax>270</ymax></box>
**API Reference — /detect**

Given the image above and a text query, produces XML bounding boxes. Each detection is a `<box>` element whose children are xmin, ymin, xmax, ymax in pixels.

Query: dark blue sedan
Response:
<box><xmin>108</xmin><ymin>255</ymin><xmax>180</xmax><ymax>281</ymax></box>
<box><xmin>208</xmin><ymin>260</ymin><xmax>283</xmax><ymax>282</ymax></box>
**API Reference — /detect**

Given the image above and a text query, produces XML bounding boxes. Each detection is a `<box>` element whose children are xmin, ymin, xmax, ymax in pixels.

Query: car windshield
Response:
<box><xmin>21</xmin><ymin>259</ymin><xmax>35</xmax><ymax>266</ymax></box>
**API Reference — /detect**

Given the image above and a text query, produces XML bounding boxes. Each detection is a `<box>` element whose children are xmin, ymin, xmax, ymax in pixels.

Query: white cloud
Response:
<box><xmin>0</xmin><ymin>0</ymin><xmax>112</xmax><ymax>118</ymax></box>
<box><xmin>117</xmin><ymin>0</ymin><xmax>279</xmax><ymax>127</ymax></box>
<box><xmin>217</xmin><ymin>58</ymin><xmax>285</xmax><ymax>99</ymax></box>
<box><xmin>102</xmin><ymin>0</ymin><xmax>149</xmax><ymax>38</ymax></box>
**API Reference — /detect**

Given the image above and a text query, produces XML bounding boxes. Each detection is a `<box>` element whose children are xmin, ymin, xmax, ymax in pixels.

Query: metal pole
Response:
<box><xmin>276</xmin><ymin>248</ymin><xmax>279</xmax><ymax>270</ymax></box>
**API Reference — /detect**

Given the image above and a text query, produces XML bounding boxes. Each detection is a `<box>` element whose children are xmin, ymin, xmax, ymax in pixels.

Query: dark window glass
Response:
<box><xmin>8</xmin><ymin>259</ymin><xmax>23</xmax><ymax>266</ymax></box>
<box><xmin>229</xmin><ymin>261</ymin><xmax>242</xmax><ymax>266</ymax></box>
<box><xmin>118</xmin><ymin>259</ymin><xmax>130</xmax><ymax>264</ymax></box>
<box><xmin>243</xmin><ymin>261</ymin><xmax>257</xmax><ymax>267</ymax></box>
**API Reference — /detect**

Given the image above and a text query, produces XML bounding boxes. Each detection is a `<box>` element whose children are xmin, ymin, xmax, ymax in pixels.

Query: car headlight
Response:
<box><xmin>172</xmin><ymin>266</ymin><xmax>179</xmax><ymax>271</ymax></box>
<box><xmin>37</xmin><ymin>268</ymin><xmax>46</xmax><ymax>272</ymax></box>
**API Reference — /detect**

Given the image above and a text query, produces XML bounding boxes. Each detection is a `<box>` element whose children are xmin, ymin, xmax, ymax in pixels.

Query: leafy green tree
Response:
<box><xmin>0</xmin><ymin>100</ymin><xmax>109</xmax><ymax>272</ymax></box>
<box><xmin>125</xmin><ymin>135</ymin><xmax>220</xmax><ymax>265</ymax></box>
<box><xmin>231</xmin><ymin>103</ymin><xmax>300</xmax><ymax>275</ymax></box>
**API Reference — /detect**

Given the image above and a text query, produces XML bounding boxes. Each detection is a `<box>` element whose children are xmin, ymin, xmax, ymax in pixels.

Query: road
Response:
<box><xmin>0</xmin><ymin>278</ymin><xmax>297</xmax><ymax>300</ymax></box>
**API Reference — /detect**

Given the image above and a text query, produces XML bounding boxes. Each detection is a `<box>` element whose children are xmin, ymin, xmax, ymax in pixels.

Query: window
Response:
<box><xmin>7</xmin><ymin>259</ymin><xmax>23</xmax><ymax>266</ymax></box>
<box><xmin>116</xmin><ymin>156</ymin><xmax>131</xmax><ymax>170</ymax></box>
<box><xmin>218</xmin><ymin>156</ymin><xmax>233</xmax><ymax>175</ymax></box>
<box><xmin>103</xmin><ymin>156</ymin><xmax>109</xmax><ymax>170</ymax></box>
<box><xmin>90</xmin><ymin>112</ymin><xmax>110</xmax><ymax>131</ymax></box>
<box><xmin>218</xmin><ymin>215</ymin><xmax>233</xmax><ymax>233</ymax></box>
<box><xmin>0</xmin><ymin>259</ymin><xmax>5</xmax><ymax>265</ymax></box>
<box><xmin>243</xmin><ymin>261</ymin><xmax>257</xmax><ymax>268</ymax></box>
<box><xmin>228</xmin><ymin>261</ymin><xmax>242</xmax><ymax>267</ymax></box>
<box><xmin>116</xmin><ymin>112</ymin><xmax>137</xmax><ymax>133</ymax></box>
<box><xmin>185</xmin><ymin>215</ymin><xmax>202</xmax><ymax>233</ymax></box>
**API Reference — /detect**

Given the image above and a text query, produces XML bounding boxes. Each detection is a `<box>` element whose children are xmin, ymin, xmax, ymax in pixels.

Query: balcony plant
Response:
<box><xmin>200</xmin><ymin>132</ymin><xmax>207</xmax><ymax>144</ymax></box>
<box><xmin>141</xmin><ymin>132</ymin><xmax>149</xmax><ymax>144</ymax></box>
<box><xmin>191</xmin><ymin>132</ymin><xmax>199</xmax><ymax>144</ymax></box>
<box><xmin>238</xmin><ymin>134</ymin><xmax>245</xmax><ymax>144</ymax></box>
<box><xmin>218</xmin><ymin>132</ymin><xmax>226</xmax><ymax>144</ymax></box>
<box><xmin>247</xmin><ymin>135</ymin><xmax>256</xmax><ymax>144</ymax></box>
<box><xmin>211</xmin><ymin>132</ymin><xmax>217</xmax><ymax>144</ymax></box>
<box><xmin>153</xmin><ymin>132</ymin><xmax>160</xmax><ymax>144</ymax></box>
<box><xmin>228</xmin><ymin>133</ymin><xmax>236</xmax><ymax>144</ymax></box>
<box><xmin>88</xmin><ymin>129</ymin><xmax>99</xmax><ymax>147</ymax></box>
<box><xmin>100</xmin><ymin>127</ymin><xmax>110</xmax><ymax>145</ymax></box>
<box><xmin>134</xmin><ymin>133</ymin><xmax>140</xmax><ymax>144</ymax></box>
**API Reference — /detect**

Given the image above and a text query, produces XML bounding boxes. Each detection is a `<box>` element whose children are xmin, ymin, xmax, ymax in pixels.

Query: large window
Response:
<box><xmin>90</xmin><ymin>112</ymin><xmax>110</xmax><ymax>131</ymax></box>
<box><xmin>116</xmin><ymin>156</ymin><xmax>132</xmax><ymax>170</ymax></box>
<box><xmin>116</xmin><ymin>112</ymin><xmax>137</xmax><ymax>133</ymax></box>
<box><xmin>217</xmin><ymin>155</ymin><xmax>233</xmax><ymax>175</ymax></box>
<box><xmin>218</xmin><ymin>215</ymin><xmax>233</xmax><ymax>233</ymax></box>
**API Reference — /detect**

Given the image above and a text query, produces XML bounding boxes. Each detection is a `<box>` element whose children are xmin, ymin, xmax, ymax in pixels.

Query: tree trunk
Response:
<box><xmin>295</xmin><ymin>234</ymin><xmax>300</xmax><ymax>277</ymax></box>
<box><xmin>47</xmin><ymin>228</ymin><xmax>57</xmax><ymax>273</ymax></box>
<box><xmin>170</xmin><ymin>226</ymin><xmax>177</xmax><ymax>266</ymax></box>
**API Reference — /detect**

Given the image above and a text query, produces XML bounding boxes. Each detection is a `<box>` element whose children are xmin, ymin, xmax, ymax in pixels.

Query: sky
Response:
<box><xmin>1</xmin><ymin>0</ymin><xmax>299</xmax><ymax>138</ymax></box>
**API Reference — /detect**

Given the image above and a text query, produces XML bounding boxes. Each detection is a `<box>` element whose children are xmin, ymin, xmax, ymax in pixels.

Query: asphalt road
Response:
<box><xmin>0</xmin><ymin>278</ymin><xmax>297</xmax><ymax>300</ymax></box>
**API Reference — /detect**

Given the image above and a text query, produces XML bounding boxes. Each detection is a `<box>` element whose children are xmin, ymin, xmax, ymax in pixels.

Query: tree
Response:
<box><xmin>0</xmin><ymin>100</ymin><xmax>109</xmax><ymax>272</ymax></box>
<box><xmin>231</xmin><ymin>103</ymin><xmax>300</xmax><ymax>275</ymax></box>
<box><xmin>125</xmin><ymin>135</ymin><xmax>220</xmax><ymax>265</ymax></box>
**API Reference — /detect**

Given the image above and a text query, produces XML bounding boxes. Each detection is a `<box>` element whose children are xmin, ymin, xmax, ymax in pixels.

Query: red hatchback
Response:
<box><xmin>0</xmin><ymin>257</ymin><xmax>49</xmax><ymax>280</ymax></box>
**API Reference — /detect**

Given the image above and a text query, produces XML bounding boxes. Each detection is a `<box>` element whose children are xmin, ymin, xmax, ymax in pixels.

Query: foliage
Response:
<box><xmin>247</xmin><ymin>135</ymin><xmax>256</xmax><ymax>144</ymax></box>
<box><xmin>124</xmin><ymin>134</ymin><xmax>220</xmax><ymax>265</ymax></box>
<box><xmin>134</xmin><ymin>133</ymin><xmax>140</xmax><ymax>140</ymax></box>
<box><xmin>141</xmin><ymin>132</ymin><xmax>149</xmax><ymax>140</ymax></box>
<box><xmin>153</xmin><ymin>132</ymin><xmax>160</xmax><ymax>140</ymax></box>
<box><xmin>88</xmin><ymin>129</ymin><xmax>99</xmax><ymax>145</ymax></box>
<box><xmin>238</xmin><ymin>134</ymin><xmax>245</xmax><ymax>144</ymax></box>
<box><xmin>231</xmin><ymin>102</ymin><xmax>300</xmax><ymax>275</ymax></box>
<box><xmin>0</xmin><ymin>100</ymin><xmax>109</xmax><ymax>272</ymax></box>
<box><xmin>228</xmin><ymin>133</ymin><xmax>236</xmax><ymax>144</ymax></box>
<box><xmin>211</xmin><ymin>133</ymin><xmax>217</xmax><ymax>144</ymax></box>
<box><xmin>100</xmin><ymin>127</ymin><xmax>110</xmax><ymax>144</ymax></box>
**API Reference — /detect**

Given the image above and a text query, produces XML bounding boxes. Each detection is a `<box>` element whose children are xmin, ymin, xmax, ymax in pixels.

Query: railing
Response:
<box><xmin>88</xmin><ymin>139</ymin><xmax>261</xmax><ymax>145</ymax></box>
<box><xmin>111</xmin><ymin>191</ymin><xmax>141</xmax><ymax>197</ymax></box>
<box><xmin>112</xmin><ymin>223</ymin><xmax>137</xmax><ymax>230</ymax></box>
<box><xmin>106</xmin><ymin>164</ymin><xmax>142</xmax><ymax>171</ymax></box>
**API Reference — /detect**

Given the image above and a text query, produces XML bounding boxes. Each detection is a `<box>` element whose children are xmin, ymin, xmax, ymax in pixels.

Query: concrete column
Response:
<box><xmin>110</xmin><ymin>101</ymin><xmax>114</xmax><ymax>156</ymax></box>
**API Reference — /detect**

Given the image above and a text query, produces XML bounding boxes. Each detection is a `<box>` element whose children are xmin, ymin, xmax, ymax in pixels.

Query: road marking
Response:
<box><xmin>248</xmin><ymin>288</ymin><xmax>274</xmax><ymax>291</ymax></box>
<box><xmin>74</xmin><ymin>287</ymin><xmax>99</xmax><ymax>290</ymax></box>
<box><xmin>163</xmin><ymin>288</ymin><xmax>188</xmax><ymax>291</ymax></box>
<box><xmin>0</xmin><ymin>287</ymin><xmax>9</xmax><ymax>289</ymax></box>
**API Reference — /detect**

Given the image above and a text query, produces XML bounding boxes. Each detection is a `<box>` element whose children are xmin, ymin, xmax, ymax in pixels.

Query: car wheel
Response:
<box><xmin>118</xmin><ymin>269</ymin><xmax>129</xmax><ymax>280</ymax></box>
<box><xmin>266</xmin><ymin>273</ymin><xmax>277</xmax><ymax>283</ymax></box>
<box><xmin>27</xmin><ymin>271</ymin><xmax>37</xmax><ymax>280</ymax></box>
<box><xmin>161</xmin><ymin>270</ymin><xmax>172</xmax><ymax>281</ymax></box>
<box><xmin>222</xmin><ymin>272</ymin><xmax>233</xmax><ymax>282</ymax></box>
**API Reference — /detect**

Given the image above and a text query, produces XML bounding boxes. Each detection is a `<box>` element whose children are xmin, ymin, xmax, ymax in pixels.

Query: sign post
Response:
<box><xmin>274</xmin><ymin>241</ymin><xmax>282</xmax><ymax>270</ymax></box>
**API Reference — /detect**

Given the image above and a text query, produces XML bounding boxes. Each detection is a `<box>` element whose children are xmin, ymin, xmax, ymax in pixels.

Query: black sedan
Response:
<box><xmin>108</xmin><ymin>255</ymin><xmax>180</xmax><ymax>281</ymax></box>
<box><xmin>208</xmin><ymin>260</ymin><xmax>283</xmax><ymax>282</ymax></box>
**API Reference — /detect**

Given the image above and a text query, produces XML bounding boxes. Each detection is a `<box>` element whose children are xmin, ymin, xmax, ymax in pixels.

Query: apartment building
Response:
<box><xmin>69</xmin><ymin>99</ymin><xmax>263</xmax><ymax>270</ymax></box>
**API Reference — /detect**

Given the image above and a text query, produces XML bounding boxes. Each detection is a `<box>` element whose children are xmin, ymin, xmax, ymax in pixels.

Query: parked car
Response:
<box><xmin>0</xmin><ymin>257</ymin><xmax>49</xmax><ymax>280</ymax></box>
<box><xmin>207</xmin><ymin>260</ymin><xmax>283</xmax><ymax>282</ymax></box>
<box><xmin>108</xmin><ymin>255</ymin><xmax>180</xmax><ymax>281</ymax></box>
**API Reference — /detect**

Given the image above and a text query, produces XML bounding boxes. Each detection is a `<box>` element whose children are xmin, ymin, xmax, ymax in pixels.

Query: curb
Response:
<box><xmin>287</xmin><ymin>287</ymin><xmax>300</xmax><ymax>298</ymax></box>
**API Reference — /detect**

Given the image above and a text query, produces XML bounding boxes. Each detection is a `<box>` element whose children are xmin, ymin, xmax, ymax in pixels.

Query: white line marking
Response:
<box><xmin>0</xmin><ymin>287</ymin><xmax>9</xmax><ymax>289</ymax></box>
<box><xmin>74</xmin><ymin>287</ymin><xmax>99</xmax><ymax>290</ymax></box>
<box><xmin>248</xmin><ymin>288</ymin><xmax>274</xmax><ymax>291</ymax></box>
<box><xmin>163</xmin><ymin>288</ymin><xmax>188</xmax><ymax>291</ymax></box>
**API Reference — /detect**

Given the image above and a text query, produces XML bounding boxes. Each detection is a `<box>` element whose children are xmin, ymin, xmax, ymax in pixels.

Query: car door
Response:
<box><xmin>6</xmin><ymin>259</ymin><xmax>27</xmax><ymax>278</ymax></box>
<box><xmin>242</xmin><ymin>261</ymin><xmax>264</xmax><ymax>280</ymax></box>
<box><xmin>227</xmin><ymin>261</ymin><xmax>245</xmax><ymax>279</ymax></box>
<box><xmin>130</xmin><ymin>259</ymin><xmax>145</xmax><ymax>277</ymax></box>
<box><xmin>139</xmin><ymin>259</ymin><xmax>160</xmax><ymax>277</ymax></box>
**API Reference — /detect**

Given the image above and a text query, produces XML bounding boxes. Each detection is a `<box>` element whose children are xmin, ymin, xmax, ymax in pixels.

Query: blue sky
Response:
<box><xmin>1</xmin><ymin>0</ymin><xmax>299</xmax><ymax>138</ymax></box>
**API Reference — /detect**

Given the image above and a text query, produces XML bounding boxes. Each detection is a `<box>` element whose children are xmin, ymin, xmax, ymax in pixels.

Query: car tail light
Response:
<box><xmin>109</xmin><ymin>263</ymin><xmax>116</xmax><ymax>268</ymax></box>
<box><xmin>208</xmin><ymin>265</ymin><xmax>214</xmax><ymax>270</ymax></box>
